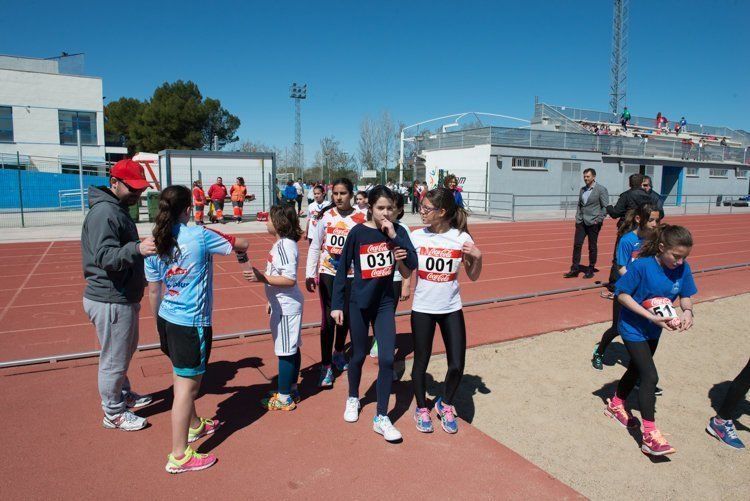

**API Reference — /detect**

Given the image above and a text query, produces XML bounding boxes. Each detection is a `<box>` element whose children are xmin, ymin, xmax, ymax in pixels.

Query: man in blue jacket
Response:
<box><xmin>81</xmin><ymin>159</ymin><xmax>157</xmax><ymax>431</ymax></box>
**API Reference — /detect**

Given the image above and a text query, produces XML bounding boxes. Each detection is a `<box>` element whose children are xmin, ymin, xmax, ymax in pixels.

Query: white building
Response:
<box><xmin>0</xmin><ymin>53</ymin><xmax>121</xmax><ymax>175</ymax></box>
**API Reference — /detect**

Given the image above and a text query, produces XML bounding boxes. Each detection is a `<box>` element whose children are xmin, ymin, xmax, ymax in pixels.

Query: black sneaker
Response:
<box><xmin>563</xmin><ymin>270</ymin><xmax>580</xmax><ymax>278</ymax></box>
<box><xmin>583</xmin><ymin>269</ymin><xmax>595</xmax><ymax>279</ymax></box>
<box><xmin>591</xmin><ymin>344</ymin><xmax>604</xmax><ymax>371</ymax></box>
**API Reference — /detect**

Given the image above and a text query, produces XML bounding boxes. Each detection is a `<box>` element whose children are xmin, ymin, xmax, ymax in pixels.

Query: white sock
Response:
<box><xmin>278</xmin><ymin>393</ymin><xmax>291</xmax><ymax>403</ymax></box>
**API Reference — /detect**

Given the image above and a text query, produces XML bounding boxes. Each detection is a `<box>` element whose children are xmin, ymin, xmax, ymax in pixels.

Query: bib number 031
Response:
<box><xmin>360</xmin><ymin>242</ymin><xmax>395</xmax><ymax>279</ymax></box>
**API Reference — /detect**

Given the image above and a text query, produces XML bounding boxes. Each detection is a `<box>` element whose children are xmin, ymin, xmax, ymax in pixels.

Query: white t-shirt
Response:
<box><xmin>294</xmin><ymin>182</ymin><xmax>304</xmax><ymax>196</ymax></box>
<box><xmin>393</xmin><ymin>223</ymin><xmax>411</xmax><ymax>282</ymax></box>
<box><xmin>306</xmin><ymin>206</ymin><xmax>367</xmax><ymax>278</ymax></box>
<box><xmin>306</xmin><ymin>200</ymin><xmax>331</xmax><ymax>240</ymax></box>
<box><xmin>264</xmin><ymin>238</ymin><xmax>304</xmax><ymax>315</ymax></box>
<box><xmin>410</xmin><ymin>227</ymin><xmax>473</xmax><ymax>314</ymax></box>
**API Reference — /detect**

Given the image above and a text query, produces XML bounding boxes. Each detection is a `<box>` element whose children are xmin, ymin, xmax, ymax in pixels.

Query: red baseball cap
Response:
<box><xmin>110</xmin><ymin>159</ymin><xmax>150</xmax><ymax>190</ymax></box>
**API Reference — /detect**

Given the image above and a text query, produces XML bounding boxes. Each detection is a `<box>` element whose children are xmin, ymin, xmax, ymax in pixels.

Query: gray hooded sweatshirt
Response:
<box><xmin>81</xmin><ymin>185</ymin><xmax>145</xmax><ymax>303</ymax></box>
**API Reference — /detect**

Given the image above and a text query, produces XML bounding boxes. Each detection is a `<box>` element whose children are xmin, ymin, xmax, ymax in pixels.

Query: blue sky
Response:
<box><xmin>3</xmin><ymin>0</ymin><xmax>748</xmax><ymax>163</ymax></box>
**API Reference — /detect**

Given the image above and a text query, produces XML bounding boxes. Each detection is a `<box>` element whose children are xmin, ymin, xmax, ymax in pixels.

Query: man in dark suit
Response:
<box><xmin>564</xmin><ymin>168</ymin><xmax>609</xmax><ymax>279</ymax></box>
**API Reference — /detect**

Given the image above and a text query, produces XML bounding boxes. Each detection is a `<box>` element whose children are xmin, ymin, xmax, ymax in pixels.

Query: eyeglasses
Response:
<box><xmin>419</xmin><ymin>205</ymin><xmax>437</xmax><ymax>214</ymax></box>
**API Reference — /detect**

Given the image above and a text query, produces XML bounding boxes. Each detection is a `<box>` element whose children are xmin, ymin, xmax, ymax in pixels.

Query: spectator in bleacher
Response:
<box><xmin>674</xmin><ymin>122</ymin><xmax>682</xmax><ymax>135</ymax></box>
<box><xmin>641</xmin><ymin>175</ymin><xmax>665</xmax><ymax>218</ymax></box>
<box><xmin>81</xmin><ymin>159</ymin><xmax>156</xmax><ymax>431</ymax></box>
<box><xmin>720</xmin><ymin>137</ymin><xmax>727</xmax><ymax>147</ymax></box>
<box><xmin>680</xmin><ymin>117</ymin><xmax>687</xmax><ymax>132</ymax></box>
<box><xmin>207</xmin><ymin>177</ymin><xmax>227</xmax><ymax>224</ymax></box>
<box><xmin>564</xmin><ymin>168</ymin><xmax>609</xmax><ymax>279</ymax></box>
<box><xmin>620</xmin><ymin>107</ymin><xmax>631</xmax><ymax>131</ymax></box>
<box><xmin>655</xmin><ymin>112</ymin><xmax>662</xmax><ymax>129</ymax></box>
<box><xmin>698</xmin><ymin>138</ymin><xmax>706</xmax><ymax>160</ymax></box>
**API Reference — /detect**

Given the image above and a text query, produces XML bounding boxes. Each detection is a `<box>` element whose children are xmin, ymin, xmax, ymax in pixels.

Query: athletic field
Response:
<box><xmin>1</xmin><ymin>214</ymin><xmax>748</xmax><ymax>499</ymax></box>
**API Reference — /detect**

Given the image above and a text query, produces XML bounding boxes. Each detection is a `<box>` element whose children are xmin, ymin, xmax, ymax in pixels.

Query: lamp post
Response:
<box><xmin>290</xmin><ymin>83</ymin><xmax>307</xmax><ymax>178</ymax></box>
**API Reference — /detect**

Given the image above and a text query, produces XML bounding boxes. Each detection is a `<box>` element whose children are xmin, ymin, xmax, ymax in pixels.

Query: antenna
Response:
<box><xmin>289</xmin><ymin>83</ymin><xmax>307</xmax><ymax>177</ymax></box>
<box><xmin>609</xmin><ymin>0</ymin><xmax>629</xmax><ymax>116</ymax></box>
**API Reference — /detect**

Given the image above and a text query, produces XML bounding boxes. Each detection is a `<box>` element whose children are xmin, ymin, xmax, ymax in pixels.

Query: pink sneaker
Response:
<box><xmin>188</xmin><ymin>418</ymin><xmax>222</xmax><ymax>443</ymax></box>
<box><xmin>604</xmin><ymin>398</ymin><xmax>637</xmax><ymax>428</ymax></box>
<box><xmin>165</xmin><ymin>447</ymin><xmax>217</xmax><ymax>474</ymax></box>
<box><xmin>641</xmin><ymin>429</ymin><xmax>676</xmax><ymax>456</ymax></box>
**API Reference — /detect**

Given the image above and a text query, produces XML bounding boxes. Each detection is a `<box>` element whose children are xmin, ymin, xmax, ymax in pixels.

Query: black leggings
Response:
<box><xmin>616</xmin><ymin>338</ymin><xmax>659</xmax><ymax>421</ymax></box>
<box><xmin>411</xmin><ymin>310</ymin><xmax>467</xmax><ymax>408</ymax></box>
<box><xmin>349</xmin><ymin>300</ymin><xmax>396</xmax><ymax>416</ymax></box>
<box><xmin>318</xmin><ymin>274</ymin><xmax>351</xmax><ymax>365</ymax></box>
<box><xmin>595</xmin><ymin>299</ymin><xmax>622</xmax><ymax>356</ymax></box>
<box><xmin>718</xmin><ymin>358</ymin><xmax>750</xmax><ymax>420</ymax></box>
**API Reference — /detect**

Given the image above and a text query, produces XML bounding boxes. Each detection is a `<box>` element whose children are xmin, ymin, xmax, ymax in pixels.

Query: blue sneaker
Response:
<box><xmin>706</xmin><ymin>417</ymin><xmax>745</xmax><ymax>450</ymax></box>
<box><xmin>332</xmin><ymin>351</ymin><xmax>349</xmax><ymax>372</ymax></box>
<box><xmin>318</xmin><ymin>365</ymin><xmax>334</xmax><ymax>388</ymax></box>
<box><xmin>414</xmin><ymin>407</ymin><xmax>434</xmax><ymax>433</ymax></box>
<box><xmin>434</xmin><ymin>397</ymin><xmax>458</xmax><ymax>434</ymax></box>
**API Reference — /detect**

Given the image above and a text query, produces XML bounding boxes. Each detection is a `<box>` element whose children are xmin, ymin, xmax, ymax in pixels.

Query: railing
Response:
<box><xmin>459</xmin><ymin>191</ymin><xmax>750</xmax><ymax>221</ymax></box>
<box><xmin>545</xmin><ymin>104</ymin><xmax>746</xmax><ymax>144</ymax></box>
<box><xmin>418</xmin><ymin>127</ymin><xmax>750</xmax><ymax>165</ymax></box>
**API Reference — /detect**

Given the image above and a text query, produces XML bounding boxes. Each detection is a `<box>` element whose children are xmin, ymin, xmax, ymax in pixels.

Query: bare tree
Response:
<box><xmin>359</xmin><ymin>115</ymin><xmax>380</xmax><ymax>176</ymax></box>
<box><xmin>314</xmin><ymin>136</ymin><xmax>358</xmax><ymax>182</ymax></box>
<box><xmin>376</xmin><ymin>111</ymin><xmax>397</xmax><ymax>183</ymax></box>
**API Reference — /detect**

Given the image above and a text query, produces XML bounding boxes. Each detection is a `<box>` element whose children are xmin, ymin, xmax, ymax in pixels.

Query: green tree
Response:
<box><xmin>122</xmin><ymin>81</ymin><xmax>240</xmax><ymax>153</ymax></box>
<box><xmin>203</xmin><ymin>98</ymin><xmax>240</xmax><ymax>150</ymax></box>
<box><xmin>104</xmin><ymin>97</ymin><xmax>145</xmax><ymax>154</ymax></box>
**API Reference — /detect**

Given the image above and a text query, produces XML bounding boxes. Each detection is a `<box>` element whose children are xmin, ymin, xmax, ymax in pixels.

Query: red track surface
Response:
<box><xmin>1</xmin><ymin>214</ymin><xmax>748</xmax><ymax>362</ymax></box>
<box><xmin>2</xmin><ymin>214</ymin><xmax>749</xmax><ymax>499</ymax></box>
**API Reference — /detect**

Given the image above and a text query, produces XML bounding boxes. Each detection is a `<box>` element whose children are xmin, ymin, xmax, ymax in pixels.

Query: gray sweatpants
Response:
<box><xmin>83</xmin><ymin>297</ymin><xmax>140</xmax><ymax>416</ymax></box>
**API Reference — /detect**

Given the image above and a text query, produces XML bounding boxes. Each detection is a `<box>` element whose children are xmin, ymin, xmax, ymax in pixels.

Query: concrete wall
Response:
<box><xmin>0</xmin><ymin>68</ymin><xmax>105</xmax><ymax>169</ymax></box>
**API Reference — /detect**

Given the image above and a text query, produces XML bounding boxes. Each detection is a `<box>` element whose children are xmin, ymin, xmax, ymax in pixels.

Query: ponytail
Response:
<box><xmin>640</xmin><ymin>224</ymin><xmax>693</xmax><ymax>257</ymax></box>
<box><xmin>424</xmin><ymin>187</ymin><xmax>471</xmax><ymax>235</ymax></box>
<box><xmin>152</xmin><ymin>185</ymin><xmax>192</xmax><ymax>259</ymax></box>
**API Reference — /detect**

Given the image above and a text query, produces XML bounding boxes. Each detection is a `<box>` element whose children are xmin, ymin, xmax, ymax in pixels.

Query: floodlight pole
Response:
<box><xmin>290</xmin><ymin>83</ymin><xmax>307</xmax><ymax>178</ymax></box>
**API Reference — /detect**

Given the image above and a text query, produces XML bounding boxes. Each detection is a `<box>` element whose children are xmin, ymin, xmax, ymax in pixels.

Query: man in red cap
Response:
<box><xmin>81</xmin><ymin>159</ymin><xmax>157</xmax><ymax>431</ymax></box>
<box><xmin>207</xmin><ymin>176</ymin><xmax>228</xmax><ymax>224</ymax></box>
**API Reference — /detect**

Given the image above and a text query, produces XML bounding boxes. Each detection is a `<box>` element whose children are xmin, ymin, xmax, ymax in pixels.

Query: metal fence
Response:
<box><xmin>544</xmin><ymin>104</ymin><xmax>745</xmax><ymax>143</ymax></box>
<box><xmin>418</xmin><ymin>127</ymin><xmax>750</xmax><ymax>165</ymax></box>
<box><xmin>460</xmin><ymin>191</ymin><xmax>750</xmax><ymax>221</ymax></box>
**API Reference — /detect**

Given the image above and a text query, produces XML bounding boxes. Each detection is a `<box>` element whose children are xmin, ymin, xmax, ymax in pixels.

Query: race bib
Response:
<box><xmin>642</xmin><ymin>297</ymin><xmax>678</xmax><ymax>318</ymax></box>
<box><xmin>325</xmin><ymin>226</ymin><xmax>349</xmax><ymax>256</ymax></box>
<box><xmin>359</xmin><ymin>242</ymin><xmax>394</xmax><ymax>279</ymax></box>
<box><xmin>417</xmin><ymin>247</ymin><xmax>462</xmax><ymax>282</ymax></box>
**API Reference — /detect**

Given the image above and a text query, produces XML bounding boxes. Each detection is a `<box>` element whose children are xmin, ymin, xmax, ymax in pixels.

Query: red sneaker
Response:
<box><xmin>165</xmin><ymin>447</ymin><xmax>217</xmax><ymax>474</ymax></box>
<box><xmin>604</xmin><ymin>398</ymin><xmax>638</xmax><ymax>428</ymax></box>
<box><xmin>641</xmin><ymin>429</ymin><xmax>676</xmax><ymax>456</ymax></box>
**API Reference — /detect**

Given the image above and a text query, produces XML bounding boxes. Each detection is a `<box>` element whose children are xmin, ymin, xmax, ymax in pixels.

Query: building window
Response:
<box><xmin>59</xmin><ymin>110</ymin><xmax>97</xmax><ymax>145</ymax></box>
<box><xmin>61</xmin><ymin>164</ymin><xmax>102</xmax><ymax>176</ymax></box>
<box><xmin>709</xmin><ymin>168</ymin><xmax>728</xmax><ymax>178</ymax></box>
<box><xmin>686</xmin><ymin>167</ymin><xmax>699</xmax><ymax>177</ymax></box>
<box><xmin>0</xmin><ymin>106</ymin><xmax>13</xmax><ymax>142</ymax></box>
<box><xmin>511</xmin><ymin>157</ymin><xmax>547</xmax><ymax>170</ymax></box>
<box><xmin>737</xmin><ymin>168</ymin><xmax>749</xmax><ymax>179</ymax></box>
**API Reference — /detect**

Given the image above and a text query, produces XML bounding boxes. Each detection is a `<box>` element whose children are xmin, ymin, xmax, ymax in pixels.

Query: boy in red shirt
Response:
<box><xmin>207</xmin><ymin>177</ymin><xmax>228</xmax><ymax>224</ymax></box>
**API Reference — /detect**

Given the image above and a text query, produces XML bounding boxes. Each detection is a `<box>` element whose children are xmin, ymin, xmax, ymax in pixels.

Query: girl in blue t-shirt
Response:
<box><xmin>604</xmin><ymin>225</ymin><xmax>696</xmax><ymax>456</ymax></box>
<box><xmin>146</xmin><ymin>185</ymin><xmax>249</xmax><ymax>474</ymax></box>
<box><xmin>592</xmin><ymin>204</ymin><xmax>660</xmax><ymax>370</ymax></box>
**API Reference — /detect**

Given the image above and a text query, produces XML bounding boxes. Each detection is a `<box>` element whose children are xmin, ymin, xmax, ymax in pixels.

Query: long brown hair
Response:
<box><xmin>424</xmin><ymin>187</ymin><xmax>469</xmax><ymax>234</ymax></box>
<box><xmin>617</xmin><ymin>203</ymin><xmax>657</xmax><ymax>238</ymax></box>
<box><xmin>152</xmin><ymin>185</ymin><xmax>191</xmax><ymax>259</ymax></box>
<box><xmin>640</xmin><ymin>224</ymin><xmax>693</xmax><ymax>257</ymax></box>
<box><xmin>269</xmin><ymin>204</ymin><xmax>303</xmax><ymax>242</ymax></box>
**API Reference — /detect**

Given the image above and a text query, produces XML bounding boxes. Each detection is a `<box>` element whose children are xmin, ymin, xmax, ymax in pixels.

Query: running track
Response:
<box><xmin>0</xmin><ymin>214</ymin><xmax>749</xmax><ymax>363</ymax></box>
<box><xmin>2</xmin><ymin>214</ymin><xmax>750</xmax><ymax>499</ymax></box>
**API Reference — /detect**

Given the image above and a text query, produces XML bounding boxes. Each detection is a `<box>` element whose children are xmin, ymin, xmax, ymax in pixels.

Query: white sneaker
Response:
<box><xmin>123</xmin><ymin>390</ymin><xmax>153</xmax><ymax>409</ymax></box>
<box><xmin>373</xmin><ymin>415</ymin><xmax>402</xmax><ymax>442</ymax></box>
<box><xmin>103</xmin><ymin>410</ymin><xmax>147</xmax><ymax>431</ymax></box>
<box><xmin>344</xmin><ymin>397</ymin><xmax>360</xmax><ymax>423</ymax></box>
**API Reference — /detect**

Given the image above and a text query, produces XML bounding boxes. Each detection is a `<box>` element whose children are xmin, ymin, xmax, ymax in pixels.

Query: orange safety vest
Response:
<box><xmin>230</xmin><ymin>184</ymin><xmax>247</xmax><ymax>202</ymax></box>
